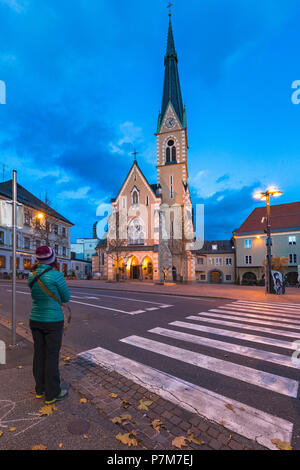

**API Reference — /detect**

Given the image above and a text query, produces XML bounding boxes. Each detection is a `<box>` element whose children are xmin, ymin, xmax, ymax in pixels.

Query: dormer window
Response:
<box><xmin>166</xmin><ymin>140</ymin><xmax>177</xmax><ymax>164</ymax></box>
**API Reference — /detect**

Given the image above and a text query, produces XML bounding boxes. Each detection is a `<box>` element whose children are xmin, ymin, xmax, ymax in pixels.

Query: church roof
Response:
<box><xmin>158</xmin><ymin>15</ymin><xmax>184</xmax><ymax>131</ymax></box>
<box><xmin>111</xmin><ymin>160</ymin><xmax>160</xmax><ymax>203</ymax></box>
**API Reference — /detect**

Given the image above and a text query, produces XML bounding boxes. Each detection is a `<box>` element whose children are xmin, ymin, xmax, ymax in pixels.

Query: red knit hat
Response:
<box><xmin>35</xmin><ymin>246</ymin><xmax>56</xmax><ymax>265</ymax></box>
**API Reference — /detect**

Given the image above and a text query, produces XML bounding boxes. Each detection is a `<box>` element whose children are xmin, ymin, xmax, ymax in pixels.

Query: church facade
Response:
<box><xmin>93</xmin><ymin>13</ymin><xmax>196</xmax><ymax>282</ymax></box>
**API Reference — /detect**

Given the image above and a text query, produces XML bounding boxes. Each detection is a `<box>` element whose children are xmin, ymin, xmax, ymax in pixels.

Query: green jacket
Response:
<box><xmin>28</xmin><ymin>264</ymin><xmax>71</xmax><ymax>322</ymax></box>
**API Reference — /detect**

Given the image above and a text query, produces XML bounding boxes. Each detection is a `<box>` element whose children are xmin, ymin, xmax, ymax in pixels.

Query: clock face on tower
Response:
<box><xmin>165</xmin><ymin>117</ymin><xmax>175</xmax><ymax>129</ymax></box>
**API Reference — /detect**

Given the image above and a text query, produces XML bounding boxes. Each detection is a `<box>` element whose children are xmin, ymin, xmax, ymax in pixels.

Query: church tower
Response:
<box><xmin>156</xmin><ymin>9</ymin><xmax>195</xmax><ymax>282</ymax></box>
<box><xmin>156</xmin><ymin>10</ymin><xmax>189</xmax><ymax>208</ymax></box>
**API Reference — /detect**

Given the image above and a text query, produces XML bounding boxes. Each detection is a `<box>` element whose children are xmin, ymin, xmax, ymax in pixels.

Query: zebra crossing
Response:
<box><xmin>79</xmin><ymin>299</ymin><xmax>300</xmax><ymax>450</ymax></box>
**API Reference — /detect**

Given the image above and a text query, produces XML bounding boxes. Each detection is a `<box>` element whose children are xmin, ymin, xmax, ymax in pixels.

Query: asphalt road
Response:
<box><xmin>0</xmin><ymin>281</ymin><xmax>300</xmax><ymax>449</ymax></box>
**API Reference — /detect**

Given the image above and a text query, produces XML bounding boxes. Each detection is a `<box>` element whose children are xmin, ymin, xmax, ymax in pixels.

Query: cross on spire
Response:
<box><xmin>167</xmin><ymin>2</ymin><xmax>173</xmax><ymax>17</ymax></box>
<box><xmin>131</xmin><ymin>149</ymin><xmax>139</xmax><ymax>162</ymax></box>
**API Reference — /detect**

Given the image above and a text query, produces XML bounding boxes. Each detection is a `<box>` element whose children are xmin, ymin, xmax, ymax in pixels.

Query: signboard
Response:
<box><xmin>271</xmin><ymin>270</ymin><xmax>285</xmax><ymax>295</ymax></box>
<box><xmin>0</xmin><ymin>200</ymin><xmax>24</xmax><ymax>229</ymax></box>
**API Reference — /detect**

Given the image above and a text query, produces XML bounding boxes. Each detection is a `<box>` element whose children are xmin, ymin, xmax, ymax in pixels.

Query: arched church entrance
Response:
<box><xmin>142</xmin><ymin>256</ymin><xmax>153</xmax><ymax>280</ymax></box>
<box><xmin>127</xmin><ymin>256</ymin><xmax>140</xmax><ymax>280</ymax></box>
<box><xmin>114</xmin><ymin>258</ymin><xmax>125</xmax><ymax>280</ymax></box>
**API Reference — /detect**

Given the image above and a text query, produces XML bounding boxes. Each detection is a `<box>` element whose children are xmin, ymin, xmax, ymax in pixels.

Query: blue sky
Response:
<box><xmin>0</xmin><ymin>0</ymin><xmax>300</xmax><ymax>242</ymax></box>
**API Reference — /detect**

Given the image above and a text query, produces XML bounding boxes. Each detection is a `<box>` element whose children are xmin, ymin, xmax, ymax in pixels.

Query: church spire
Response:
<box><xmin>158</xmin><ymin>8</ymin><xmax>184</xmax><ymax>130</ymax></box>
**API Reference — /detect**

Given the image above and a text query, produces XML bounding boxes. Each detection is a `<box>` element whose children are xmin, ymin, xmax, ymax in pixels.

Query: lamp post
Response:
<box><xmin>254</xmin><ymin>187</ymin><xmax>283</xmax><ymax>294</ymax></box>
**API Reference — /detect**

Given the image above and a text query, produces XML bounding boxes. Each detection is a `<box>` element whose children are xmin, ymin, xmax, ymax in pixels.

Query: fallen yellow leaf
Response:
<box><xmin>80</xmin><ymin>398</ymin><xmax>88</xmax><ymax>404</ymax></box>
<box><xmin>111</xmin><ymin>414</ymin><xmax>132</xmax><ymax>425</ymax></box>
<box><xmin>138</xmin><ymin>399</ymin><xmax>153</xmax><ymax>411</ymax></box>
<box><xmin>31</xmin><ymin>444</ymin><xmax>47</xmax><ymax>451</ymax></box>
<box><xmin>83</xmin><ymin>434</ymin><xmax>88</xmax><ymax>439</ymax></box>
<box><xmin>151</xmin><ymin>419</ymin><xmax>165</xmax><ymax>434</ymax></box>
<box><xmin>9</xmin><ymin>428</ymin><xmax>17</xmax><ymax>432</ymax></box>
<box><xmin>58</xmin><ymin>443</ymin><xmax>63</xmax><ymax>448</ymax></box>
<box><xmin>225</xmin><ymin>404</ymin><xmax>235</xmax><ymax>413</ymax></box>
<box><xmin>116</xmin><ymin>432</ymin><xmax>138</xmax><ymax>447</ymax></box>
<box><xmin>187</xmin><ymin>433</ymin><xmax>205</xmax><ymax>446</ymax></box>
<box><xmin>109</xmin><ymin>393</ymin><xmax>118</xmax><ymax>399</ymax></box>
<box><xmin>17</xmin><ymin>366</ymin><xmax>23</xmax><ymax>369</ymax></box>
<box><xmin>172</xmin><ymin>436</ymin><xmax>188</xmax><ymax>449</ymax></box>
<box><xmin>121</xmin><ymin>400</ymin><xmax>131</xmax><ymax>409</ymax></box>
<box><xmin>39</xmin><ymin>405</ymin><xmax>56</xmax><ymax>416</ymax></box>
<box><xmin>271</xmin><ymin>439</ymin><xmax>293</xmax><ymax>451</ymax></box>
<box><xmin>0</xmin><ymin>431</ymin><xmax>3</xmax><ymax>437</ymax></box>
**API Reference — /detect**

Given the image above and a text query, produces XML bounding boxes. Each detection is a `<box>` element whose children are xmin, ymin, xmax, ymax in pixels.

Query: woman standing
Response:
<box><xmin>28</xmin><ymin>246</ymin><xmax>70</xmax><ymax>404</ymax></box>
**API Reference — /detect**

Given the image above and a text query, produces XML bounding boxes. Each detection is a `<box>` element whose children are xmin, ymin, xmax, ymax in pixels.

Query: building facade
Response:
<box><xmin>0</xmin><ymin>180</ymin><xmax>73</xmax><ymax>277</ymax></box>
<box><xmin>194</xmin><ymin>240</ymin><xmax>236</xmax><ymax>284</ymax></box>
<box><xmin>93</xmin><ymin>13</ymin><xmax>196</xmax><ymax>282</ymax></box>
<box><xmin>71</xmin><ymin>238</ymin><xmax>98</xmax><ymax>262</ymax></box>
<box><xmin>234</xmin><ymin>202</ymin><xmax>300</xmax><ymax>285</ymax></box>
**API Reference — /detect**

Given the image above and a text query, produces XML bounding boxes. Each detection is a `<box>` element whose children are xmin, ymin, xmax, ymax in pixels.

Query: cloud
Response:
<box><xmin>58</xmin><ymin>186</ymin><xmax>91</xmax><ymax>200</ymax></box>
<box><xmin>191</xmin><ymin>181</ymin><xmax>262</xmax><ymax>240</ymax></box>
<box><xmin>0</xmin><ymin>0</ymin><xmax>28</xmax><ymax>13</ymax></box>
<box><xmin>216</xmin><ymin>174</ymin><xmax>230</xmax><ymax>184</ymax></box>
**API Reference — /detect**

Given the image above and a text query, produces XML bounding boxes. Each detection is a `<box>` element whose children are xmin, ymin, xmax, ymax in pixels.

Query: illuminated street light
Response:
<box><xmin>253</xmin><ymin>187</ymin><xmax>283</xmax><ymax>294</ymax></box>
<box><xmin>37</xmin><ymin>212</ymin><xmax>44</xmax><ymax>220</ymax></box>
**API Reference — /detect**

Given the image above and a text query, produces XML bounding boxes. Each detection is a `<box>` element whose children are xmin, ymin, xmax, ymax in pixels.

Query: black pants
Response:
<box><xmin>30</xmin><ymin>320</ymin><xmax>64</xmax><ymax>401</ymax></box>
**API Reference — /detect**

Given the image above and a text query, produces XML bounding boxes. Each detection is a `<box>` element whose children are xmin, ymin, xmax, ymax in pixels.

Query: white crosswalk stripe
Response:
<box><xmin>170</xmin><ymin>320</ymin><xmax>297</xmax><ymax>350</ymax></box>
<box><xmin>148</xmin><ymin>327</ymin><xmax>299</xmax><ymax>369</ymax></box>
<box><xmin>120</xmin><ymin>335</ymin><xmax>298</xmax><ymax>397</ymax></box>
<box><xmin>235</xmin><ymin>300</ymin><xmax>300</xmax><ymax>310</ymax></box>
<box><xmin>79</xmin><ymin>299</ymin><xmax>300</xmax><ymax>449</ymax></box>
<box><xmin>187</xmin><ymin>315</ymin><xmax>300</xmax><ymax>339</ymax></box>
<box><xmin>212</xmin><ymin>308</ymin><xmax>300</xmax><ymax>324</ymax></box>
<box><xmin>198</xmin><ymin>310</ymin><xmax>300</xmax><ymax>331</ymax></box>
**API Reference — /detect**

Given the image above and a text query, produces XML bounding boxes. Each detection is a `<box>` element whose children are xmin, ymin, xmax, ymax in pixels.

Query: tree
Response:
<box><xmin>167</xmin><ymin>204</ymin><xmax>194</xmax><ymax>282</ymax></box>
<box><xmin>106</xmin><ymin>210</ymin><xmax>128</xmax><ymax>281</ymax></box>
<box><xmin>32</xmin><ymin>194</ymin><xmax>65</xmax><ymax>250</ymax></box>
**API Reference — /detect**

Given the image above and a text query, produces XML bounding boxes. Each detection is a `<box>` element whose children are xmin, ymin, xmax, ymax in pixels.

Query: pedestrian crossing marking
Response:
<box><xmin>149</xmin><ymin>327</ymin><xmax>299</xmax><ymax>369</ymax></box>
<box><xmin>221</xmin><ymin>305</ymin><xmax>300</xmax><ymax>319</ymax></box>
<box><xmin>235</xmin><ymin>300</ymin><xmax>300</xmax><ymax>310</ymax></box>
<box><xmin>78</xmin><ymin>346</ymin><xmax>293</xmax><ymax>450</ymax></box>
<box><xmin>77</xmin><ymin>299</ymin><xmax>300</xmax><ymax>449</ymax></box>
<box><xmin>170</xmin><ymin>321</ymin><xmax>296</xmax><ymax>350</ymax></box>
<box><xmin>120</xmin><ymin>335</ymin><xmax>298</xmax><ymax>397</ymax></box>
<box><xmin>203</xmin><ymin>310</ymin><xmax>300</xmax><ymax>331</ymax></box>
<box><xmin>187</xmin><ymin>315</ymin><xmax>300</xmax><ymax>339</ymax></box>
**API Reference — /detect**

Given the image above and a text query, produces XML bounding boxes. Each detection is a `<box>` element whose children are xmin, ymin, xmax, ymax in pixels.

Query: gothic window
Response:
<box><xmin>166</xmin><ymin>147</ymin><xmax>171</xmax><ymax>163</ymax></box>
<box><xmin>132</xmin><ymin>189</ymin><xmax>139</xmax><ymax>205</ymax></box>
<box><xmin>166</xmin><ymin>139</ymin><xmax>177</xmax><ymax>164</ymax></box>
<box><xmin>128</xmin><ymin>219</ymin><xmax>145</xmax><ymax>245</ymax></box>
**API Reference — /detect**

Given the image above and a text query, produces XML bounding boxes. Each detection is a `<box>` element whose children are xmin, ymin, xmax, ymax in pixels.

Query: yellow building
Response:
<box><xmin>94</xmin><ymin>13</ymin><xmax>196</xmax><ymax>282</ymax></box>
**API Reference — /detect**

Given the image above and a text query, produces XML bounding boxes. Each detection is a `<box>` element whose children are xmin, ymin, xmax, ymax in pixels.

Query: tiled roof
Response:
<box><xmin>195</xmin><ymin>240</ymin><xmax>235</xmax><ymax>254</ymax></box>
<box><xmin>0</xmin><ymin>180</ymin><xmax>73</xmax><ymax>225</ymax></box>
<box><xmin>235</xmin><ymin>202</ymin><xmax>300</xmax><ymax>235</ymax></box>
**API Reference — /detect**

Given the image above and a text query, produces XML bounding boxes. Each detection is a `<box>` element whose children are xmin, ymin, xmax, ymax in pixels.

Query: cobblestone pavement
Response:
<box><xmin>61</xmin><ymin>355</ymin><xmax>265</xmax><ymax>451</ymax></box>
<box><xmin>0</xmin><ymin>316</ymin><xmax>266</xmax><ymax>451</ymax></box>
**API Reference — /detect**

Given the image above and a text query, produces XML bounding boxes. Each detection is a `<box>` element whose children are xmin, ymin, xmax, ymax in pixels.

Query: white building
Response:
<box><xmin>0</xmin><ymin>180</ymin><xmax>73</xmax><ymax>278</ymax></box>
<box><xmin>71</xmin><ymin>238</ymin><xmax>98</xmax><ymax>262</ymax></box>
<box><xmin>70</xmin><ymin>257</ymin><xmax>92</xmax><ymax>280</ymax></box>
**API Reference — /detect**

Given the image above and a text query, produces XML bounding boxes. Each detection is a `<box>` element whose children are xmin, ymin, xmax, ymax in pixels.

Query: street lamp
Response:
<box><xmin>253</xmin><ymin>187</ymin><xmax>283</xmax><ymax>294</ymax></box>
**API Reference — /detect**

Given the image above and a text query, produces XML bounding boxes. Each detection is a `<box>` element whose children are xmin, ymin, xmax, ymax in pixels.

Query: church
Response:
<box><xmin>93</xmin><ymin>11</ymin><xmax>196</xmax><ymax>282</ymax></box>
